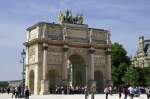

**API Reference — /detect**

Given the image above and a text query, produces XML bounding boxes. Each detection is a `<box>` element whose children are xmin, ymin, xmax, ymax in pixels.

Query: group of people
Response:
<box><xmin>104</xmin><ymin>85</ymin><xmax>150</xmax><ymax>99</ymax></box>
<box><xmin>0</xmin><ymin>86</ymin><xmax>30</xmax><ymax>99</ymax></box>
<box><xmin>11</xmin><ymin>86</ymin><xmax>30</xmax><ymax>99</ymax></box>
<box><xmin>52</xmin><ymin>86</ymin><xmax>88</xmax><ymax>94</ymax></box>
<box><xmin>0</xmin><ymin>87</ymin><xmax>10</xmax><ymax>94</ymax></box>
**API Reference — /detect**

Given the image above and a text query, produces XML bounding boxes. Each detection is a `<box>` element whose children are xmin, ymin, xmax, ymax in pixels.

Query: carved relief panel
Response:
<box><xmin>29</xmin><ymin>46</ymin><xmax>36</xmax><ymax>63</ymax></box>
<box><xmin>94</xmin><ymin>55</ymin><xmax>106</xmax><ymax>66</ymax></box>
<box><xmin>48</xmin><ymin>52</ymin><xmax>62</xmax><ymax>64</ymax></box>
<box><xmin>29</xmin><ymin>28</ymin><xmax>38</xmax><ymax>40</ymax></box>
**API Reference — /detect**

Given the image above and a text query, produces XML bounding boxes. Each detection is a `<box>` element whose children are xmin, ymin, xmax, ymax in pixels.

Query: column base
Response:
<box><xmin>88</xmin><ymin>80</ymin><xmax>96</xmax><ymax>93</ymax></box>
<box><xmin>40</xmin><ymin>80</ymin><xmax>49</xmax><ymax>95</ymax></box>
<box><xmin>62</xmin><ymin>80</ymin><xmax>69</xmax><ymax>87</ymax></box>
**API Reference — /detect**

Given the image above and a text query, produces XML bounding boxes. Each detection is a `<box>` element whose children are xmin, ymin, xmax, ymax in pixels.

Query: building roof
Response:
<box><xmin>144</xmin><ymin>39</ymin><xmax>150</xmax><ymax>55</ymax></box>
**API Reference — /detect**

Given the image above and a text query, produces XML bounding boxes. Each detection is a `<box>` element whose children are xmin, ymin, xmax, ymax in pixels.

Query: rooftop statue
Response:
<box><xmin>58</xmin><ymin>10</ymin><xmax>84</xmax><ymax>24</ymax></box>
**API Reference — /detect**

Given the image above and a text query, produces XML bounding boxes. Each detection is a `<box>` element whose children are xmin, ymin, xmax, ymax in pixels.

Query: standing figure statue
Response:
<box><xmin>58</xmin><ymin>11</ymin><xmax>64</xmax><ymax>24</ymax></box>
<box><xmin>79</xmin><ymin>14</ymin><xmax>84</xmax><ymax>24</ymax></box>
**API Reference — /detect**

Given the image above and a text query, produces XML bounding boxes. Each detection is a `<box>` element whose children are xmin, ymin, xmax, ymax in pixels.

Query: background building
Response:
<box><xmin>8</xmin><ymin>80</ymin><xmax>22</xmax><ymax>87</ymax></box>
<box><xmin>132</xmin><ymin>36</ymin><xmax>150</xmax><ymax>67</ymax></box>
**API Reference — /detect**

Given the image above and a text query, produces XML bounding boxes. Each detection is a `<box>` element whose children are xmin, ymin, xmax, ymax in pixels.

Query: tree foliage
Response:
<box><xmin>111</xmin><ymin>42</ymin><xmax>150</xmax><ymax>86</ymax></box>
<box><xmin>0</xmin><ymin>81</ymin><xmax>9</xmax><ymax>87</ymax></box>
<box><xmin>122</xmin><ymin>67</ymin><xmax>150</xmax><ymax>86</ymax></box>
<box><xmin>111</xmin><ymin>43</ymin><xmax>130</xmax><ymax>67</ymax></box>
<box><xmin>122</xmin><ymin>67</ymin><xmax>139</xmax><ymax>86</ymax></box>
<box><xmin>111</xmin><ymin>43</ymin><xmax>130</xmax><ymax>85</ymax></box>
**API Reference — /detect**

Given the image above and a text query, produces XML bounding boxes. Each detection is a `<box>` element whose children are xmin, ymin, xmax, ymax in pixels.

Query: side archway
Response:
<box><xmin>47</xmin><ymin>69</ymin><xmax>57</xmax><ymax>94</ymax></box>
<box><xmin>29</xmin><ymin>70</ymin><xmax>34</xmax><ymax>94</ymax></box>
<box><xmin>94</xmin><ymin>71</ymin><xmax>104</xmax><ymax>93</ymax></box>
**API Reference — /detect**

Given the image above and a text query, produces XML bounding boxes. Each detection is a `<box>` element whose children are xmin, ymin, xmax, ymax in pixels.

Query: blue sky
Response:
<box><xmin>0</xmin><ymin>0</ymin><xmax>150</xmax><ymax>81</ymax></box>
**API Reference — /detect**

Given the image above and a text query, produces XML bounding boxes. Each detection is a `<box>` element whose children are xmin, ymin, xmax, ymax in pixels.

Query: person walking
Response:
<box><xmin>146</xmin><ymin>87</ymin><xmax>150</xmax><ymax>99</ymax></box>
<box><xmin>91</xmin><ymin>87</ymin><xmax>95</xmax><ymax>99</ymax></box>
<box><xmin>123</xmin><ymin>86</ymin><xmax>128</xmax><ymax>99</ymax></box>
<box><xmin>118</xmin><ymin>86</ymin><xmax>122</xmax><ymax>99</ymax></box>
<box><xmin>25</xmin><ymin>86</ymin><xmax>30</xmax><ymax>99</ymax></box>
<box><xmin>11</xmin><ymin>87</ymin><xmax>15</xmax><ymax>98</ymax></box>
<box><xmin>109</xmin><ymin>85</ymin><xmax>113</xmax><ymax>95</ymax></box>
<box><xmin>85</xmin><ymin>88</ymin><xmax>89</xmax><ymax>99</ymax></box>
<box><xmin>128</xmin><ymin>86</ymin><xmax>134</xmax><ymax>99</ymax></box>
<box><xmin>104</xmin><ymin>86</ymin><xmax>109</xmax><ymax>99</ymax></box>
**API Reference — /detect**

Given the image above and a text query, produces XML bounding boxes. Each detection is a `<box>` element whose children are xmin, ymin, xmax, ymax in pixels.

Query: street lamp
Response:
<box><xmin>142</xmin><ymin>59</ymin><xmax>144</xmax><ymax>68</ymax></box>
<box><xmin>21</xmin><ymin>49</ymin><xmax>26</xmax><ymax>97</ymax></box>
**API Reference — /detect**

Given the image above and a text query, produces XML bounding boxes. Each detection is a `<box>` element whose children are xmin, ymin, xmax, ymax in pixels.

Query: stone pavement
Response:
<box><xmin>0</xmin><ymin>93</ymin><xmax>147</xmax><ymax>99</ymax></box>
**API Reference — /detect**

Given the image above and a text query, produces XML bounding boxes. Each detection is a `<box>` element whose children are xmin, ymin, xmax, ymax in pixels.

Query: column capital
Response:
<box><xmin>42</xmin><ymin>43</ymin><xmax>48</xmax><ymax>50</ymax></box>
<box><xmin>105</xmin><ymin>48</ymin><xmax>111</xmax><ymax>55</ymax></box>
<box><xmin>89</xmin><ymin>47</ymin><xmax>95</xmax><ymax>54</ymax></box>
<box><xmin>62</xmin><ymin>45</ymin><xmax>69</xmax><ymax>52</ymax></box>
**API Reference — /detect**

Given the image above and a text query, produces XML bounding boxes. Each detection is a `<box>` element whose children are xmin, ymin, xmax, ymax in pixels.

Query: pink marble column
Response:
<box><xmin>62</xmin><ymin>45</ymin><xmax>69</xmax><ymax>81</ymax></box>
<box><xmin>89</xmin><ymin>47</ymin><xmax>95</xmax><ymax>80</ymax></box>
<box><xmin>43</xmin><ymin>43</ymin><xmax>48</xmax><ymax>80</ymax></box>
<box><xmin>106</xmin><ymin>48</ymin><xmax>111</xmax><ymax>81</ymax></box>
<box><xmin>40</xmin><ymin>43</ymin><xmax>49</xmax><ymax>95</ymax></box>
<box><xmin>88</xmin><ymin>47</ymin><xmax>96</xmax><ymax>93</ymax></box>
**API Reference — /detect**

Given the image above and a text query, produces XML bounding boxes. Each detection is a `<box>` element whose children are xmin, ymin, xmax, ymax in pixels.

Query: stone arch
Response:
<box><xmin>47</xmin><ymin>69</ymin><xmax>58</xmax><ymax>94</ymax></box>
<box><xmin>94</xmin><ymin>71</ymin><xmax>104</xmax><ymax>93</ymax></box>
<box><xmin>69</xmin><ymin>54</ymin><xmax>86</xmax><ymax>87</ymax></box>
<box><xmin>29</xmin><ymin>70</ymin><xmax>34</xmax><ymax>94</ymax></box>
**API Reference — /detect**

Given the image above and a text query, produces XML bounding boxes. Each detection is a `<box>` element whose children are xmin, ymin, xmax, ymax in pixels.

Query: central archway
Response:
<box><xmin>68</xmin><ymin>54</ymin><xmax>86</xmax><ymax>87</ymax></box>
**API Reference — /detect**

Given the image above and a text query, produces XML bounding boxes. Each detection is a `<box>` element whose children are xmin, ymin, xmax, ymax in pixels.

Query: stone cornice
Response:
<box><xmin>26</xmin><ymin>22</ymin><xmax>108</xmax><ymax>32</ymax></box>
<box><xmin>24</xmin><ymin>38</ymin><xmax>111</xmax><ymax>49</ymax></box>
<box><xmin>25</xmin><ymin>62</ymin><xmax>40</xmax><ymax>66</ymax></box>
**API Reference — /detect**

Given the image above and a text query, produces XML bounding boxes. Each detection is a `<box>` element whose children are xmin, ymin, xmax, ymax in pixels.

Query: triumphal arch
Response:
<box><xmin>24</xmin><ymin>11</ymin><xmax>111</xmax><ymax>94</ymax></box>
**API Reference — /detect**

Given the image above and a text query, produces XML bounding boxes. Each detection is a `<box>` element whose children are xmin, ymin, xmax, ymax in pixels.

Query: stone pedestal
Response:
<box><xmin>88</xmin><ymin>80</ymin><xmax>96</xmax><ymax>93</ymax></box>
<box><xmin>40</xmin><ymin>80</ymin><xmax>49</xmax><ymax>95</ymax></box>
<box><xmin>62</xmin><ymin>80</ymin><xmax>69</xmax><ymax>87</ymax></box>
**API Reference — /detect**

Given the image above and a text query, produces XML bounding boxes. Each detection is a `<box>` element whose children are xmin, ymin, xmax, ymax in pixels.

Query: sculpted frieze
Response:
<box><xmin>28</xmin><ymin>47</ymin><xmax>36</xmax><ymax>63</ymax></box>
<box><xmin>72</xmin><ymin>48</ymin><xmax>84</xmax><ymax>54</ymax></box>
<box><xmin>48</xmin><ymin>47</ymin><xmax>62</xmax><ymax>53</ymax></box>
<box><xmin>48</xmin><ymin>52</ymin><xmax>62</xmax><ymax>64</ymax></box>
<box><xmin>94</xmin><ymin>55</ymin><xmax>106</xmax><ymax>66</ymax></box>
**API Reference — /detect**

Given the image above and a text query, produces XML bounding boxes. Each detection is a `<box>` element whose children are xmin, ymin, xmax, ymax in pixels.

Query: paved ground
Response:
<box><xmin>0</xmin><ymin>93</ymin><xmax>147</xmax><ymax>99</ymax></box>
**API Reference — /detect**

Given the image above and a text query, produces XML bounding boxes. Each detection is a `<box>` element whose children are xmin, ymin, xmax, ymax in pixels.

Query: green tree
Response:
<box><xmin>143</xmin><ymin>67</ymin><xmax>150</xmax><ymax>86</ymax></box>
<box><xmin>111</xmin><ymin>43</ymin><xmax>130</xmax><ymax>85</ymax></box>
<box><xmin>111</xmin><ymin>43</ymin><xmax>130</xmax><ymax>67</ymax></box>
<box><xmin>0</xmin><ymin>81</ymin><xmax>9</xmax><ymax>87</ymax></box>
<box><xmin>122</xmin><ymin>67</ymin><xmax>139</xmax><ymax>86</ymax></box>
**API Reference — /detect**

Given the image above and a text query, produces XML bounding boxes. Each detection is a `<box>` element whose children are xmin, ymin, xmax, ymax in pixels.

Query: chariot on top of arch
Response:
<box><xmin>58</xmin><ymin>10</ymin><xmax>84</xmax><ymax>25</ymax></box>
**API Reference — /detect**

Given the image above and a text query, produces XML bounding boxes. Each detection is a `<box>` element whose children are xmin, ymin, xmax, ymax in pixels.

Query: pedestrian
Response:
<box><xmin>123</xmin><ymin>86</ymin><xmax>128</xmax><ymax>99</ymax></box>
<box><xmin>109</xmin><ymin>85</ymin><xmax>113</xmax><ymax>95</ymax></box>
<box><xmin>128</xmin><ymin>86</ymin><xmax>134</xmax><ymax>99</ymax></box>
<box><xmin>25</xmin><ymin>86</ymin><xmax>30</xmax><ymax>99</ymax></box>
<box><xmin>91</xmin><ymin>87</ymin><xmax>95</xmax><ymax>99</ymax></box>
<box><xmin>7</xmin><ymin>87</ymin><xmax>10</xmax><ymax>94</ymax></box>
<box><xmin>85</xmin><ymin>88</ymin><xmax>89</xmax><ymax>99</ymax></box>
<box><xmin>91</xmin><ymin>91</ymin><xmax>94</xmax><ymax>99</ymax></box>
<box><xmin>15</xmin><ymin>86</ymin><xmax>19</xmax><ymax>98</ymax></box>
<box><xmin>118</xmin><ymin>86</ymin><xmax>122</xmax><ymax>99</ymax></box>
<box><xmin>11</xmin><ymin>87</ymin><xmax>15</xmax><ymax>98</ymax></box>
<box><xmin>104</xmin><ymin>86</ymin><xmax>109</xmax><ymax>99</ymax></box>
<box><xmin>146</xmin><ymin>87</ymin><xmax>150</xmax><ymax>99</ymax></box>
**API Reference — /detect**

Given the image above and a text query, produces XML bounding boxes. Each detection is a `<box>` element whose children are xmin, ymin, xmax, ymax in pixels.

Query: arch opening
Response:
<box><xmin>68</xmin><ymin>54</ymin><xmax>86</xmax><ymax>87</ymax></box>
<box><xmin>47</xmin><ymin>69</ymin><xmax>57</xmax><ymax>94</ymax></box>
<box><xmin>94</xmin><ymin>71</ymin><xmax>104</xmax><ymax>93</ymax></box>
<box><xmin>29</xmin><ymin>70</ymin><xmax>34</xmax><ymax>94</ymax></box>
